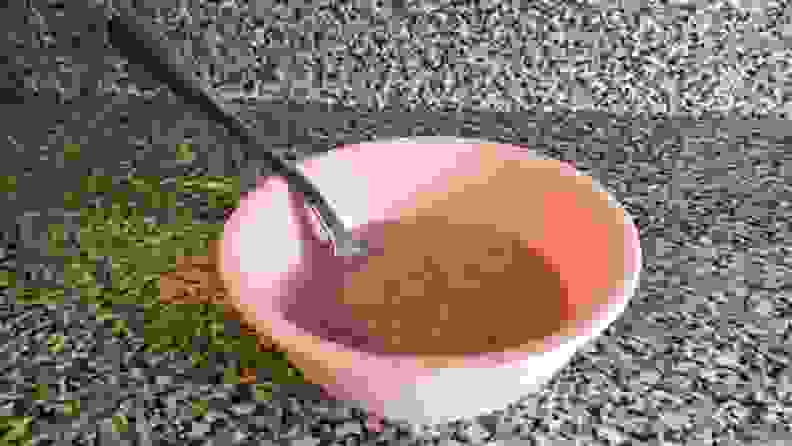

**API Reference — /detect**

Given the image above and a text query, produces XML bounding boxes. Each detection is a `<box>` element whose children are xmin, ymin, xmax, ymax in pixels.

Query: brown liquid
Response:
<box><xmin>334</xmin><ymin>214</ymin><xmax>570</xmax><ymax>356</ymax></box>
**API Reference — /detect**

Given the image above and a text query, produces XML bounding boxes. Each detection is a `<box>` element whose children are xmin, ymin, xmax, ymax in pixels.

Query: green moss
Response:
<box><xmin>253</xmin><ymin>384</ymin><xmax>272</xmax><ymax>402</ymax></box>
<box><xmin>21</xmin><ymin>173</ymin><xmax>305</xmax><ymax>389</ymax></box>
<box><xmin>111</xmin><ymin>414</ymin><xmax>129</xmax><ymax>433</ymax></box>
<box><xmin>46</xmin><ymin>223</ymin><xmax>66</xmax><ymax>258</ymax></box>
<box><xmin>14</xmin><ymin>287</ymin><xmax>66</xmax><ymax>305</ymax></box>
<box><xmin>62</xmin><ymin>191</ymin><xmax>81</xmax><ymax>210</ymax></box>
<box><xmin>190</xmin><ymin>399</ymin><xmax>209</xmax><ymax>418</ymax></box>
<box><xmin>63</xmin><ymin>143</ymin><xmax>81</xmax><ymax>161</ymax></box>
<box><xmin>0</xmin><ymin>175</ymin><xmax>17</xmax><ymax>194</ymax></box>
<box><xmin>175</xmin><ymin>142</ymin><xmax>195</xmax><ymax>163</ymax></box>
<box><xmin>46</xmin><ymin>334</ymin><xmax>66</xmax><ymax>354</ymax></box>
<box><xmin>30</xmin><ymin>384</ymin><xmax>49</xmax><ymax>402</ymax></box>
<box><xmin>95</xmin><ymin>306</ymin><xmax>115</xmax><ymax>321</ymax></box>
<box><xmin>0</xmin><ymin>416</ymin><xmax>33</xmax><ymax>446</ymax></box>
<box><xmin>222</xmin><ymin>367</ymin><xmax>241</xmax><ymax>385</ymax></box>
<box><xmin>111</xmin><ymin>319</ymin><xmax>129</xmax><ymax>338</ymax></box>
<box><xmin>80</xmin><ymin>175</ymin><xmax>113</xmax><ymax>194</ymax></box>
<box><xmin>0</xmin><ymin>271</ymin><xmax>15</xmax><ymax>288</ymax></box>
<box><xmin>190</xmin><ymin>351</ymin><xmax>209</xmax><ymax>369</ymax></box>
<box><xmin>61</xmin><ymin>400</ymin><xmax>80</xmax><ymax>417</ymax></box>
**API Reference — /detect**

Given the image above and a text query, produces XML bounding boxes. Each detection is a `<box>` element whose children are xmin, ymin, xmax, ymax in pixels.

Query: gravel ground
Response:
<box><xmin>2</xmin><ymin>0</ymin><xmax>792</xmax><ymax>444</ymax></box>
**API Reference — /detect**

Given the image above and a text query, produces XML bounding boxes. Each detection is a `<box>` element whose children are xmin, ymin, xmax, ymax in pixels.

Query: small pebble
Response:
<box><xmin>230</xmin><ymin>402</ymin><xmax>257</xmax><ymax>416</ymax></box>
<box><xmin>187</xmin><ymin>422</ymin><xmax>212</xmax><ymax>439</ymax></box>
<box><xmin>334</xmin><ymin>421</ymin><xmax>362</xmax><ymax>437</ymax></box>
<box><xmin>292</xmin><ymin>436</ymin><xmax>322</xmax><ymax>446</ymax></box>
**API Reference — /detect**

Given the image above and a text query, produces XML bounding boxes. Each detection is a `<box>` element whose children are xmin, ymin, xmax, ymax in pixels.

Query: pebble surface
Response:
<box><xmin>2</xmin><ymin>0</ymin><xmax>791</xmax><ymax>444</ymax></box>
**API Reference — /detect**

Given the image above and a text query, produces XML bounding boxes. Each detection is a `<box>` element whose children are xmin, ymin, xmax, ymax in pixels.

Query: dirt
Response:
<box><xmin>158</xmin><ymin>241</ymin><xmax>274</xmax><ymax>384</ymax></box>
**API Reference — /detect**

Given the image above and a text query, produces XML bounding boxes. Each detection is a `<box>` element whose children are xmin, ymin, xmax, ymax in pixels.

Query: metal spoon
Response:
<box><xmin>106</xmin><ymin>2</ymin><xmax>369</xmax><ymax>258</ymax></box>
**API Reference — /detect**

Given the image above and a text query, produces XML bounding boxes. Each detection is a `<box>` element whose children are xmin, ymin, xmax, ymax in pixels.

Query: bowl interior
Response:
<box><xmin>221</xmin><ymin>140</ymin><xmax>636</xmax><ymax>360</ymax></box>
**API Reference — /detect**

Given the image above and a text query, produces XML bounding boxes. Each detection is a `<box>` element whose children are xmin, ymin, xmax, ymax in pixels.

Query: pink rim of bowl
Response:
<box><xmin>218</xmin><ymin>136</ymin><xmax>642</xmax><ymax>427</ymax></box>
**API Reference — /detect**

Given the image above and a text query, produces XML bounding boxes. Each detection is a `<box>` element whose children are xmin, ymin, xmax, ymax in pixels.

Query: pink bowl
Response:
<box><xmin>218</xmin><ymin>137</ymin><xmax>642</xmax><ymax>427</ymax></box>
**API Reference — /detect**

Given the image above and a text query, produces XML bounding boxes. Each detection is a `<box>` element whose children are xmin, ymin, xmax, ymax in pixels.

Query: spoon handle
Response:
<box><xmin>106</xmin><ymin>1</ymin><xmax>320</xmax><ymax>202</ymax></box>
